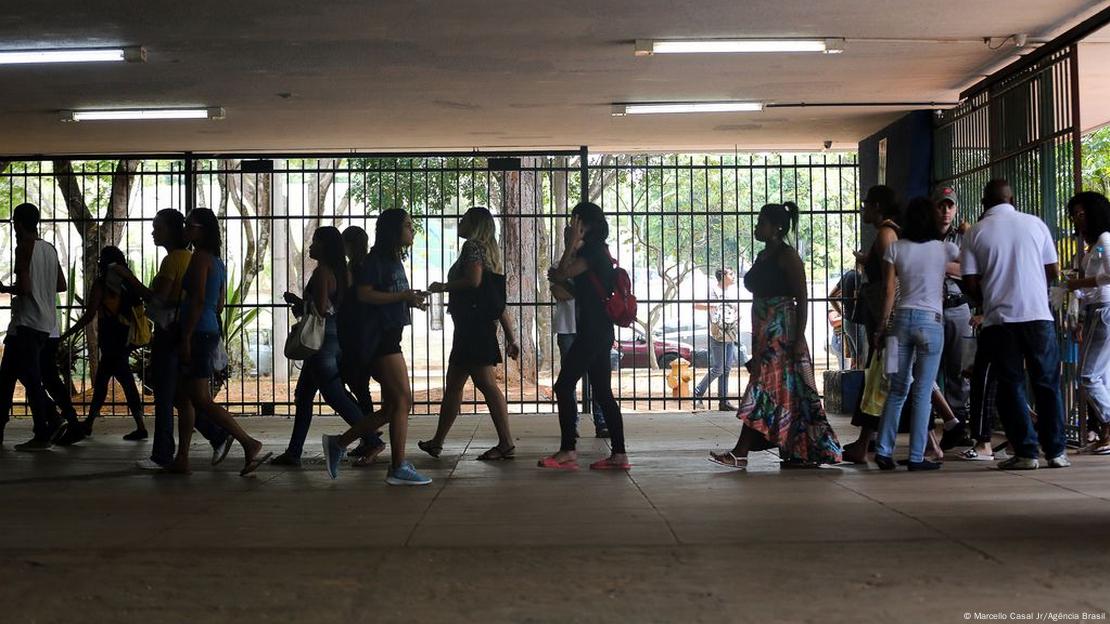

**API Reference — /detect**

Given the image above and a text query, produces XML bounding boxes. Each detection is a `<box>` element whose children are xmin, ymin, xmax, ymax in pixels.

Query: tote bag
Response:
<box><xmin>284</xmin><ymin>301</ymin><xmax>326</xmax><ymax>360</ymax></box>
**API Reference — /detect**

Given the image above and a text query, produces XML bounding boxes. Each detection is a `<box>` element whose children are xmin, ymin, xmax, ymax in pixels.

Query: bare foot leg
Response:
<box><xmin>550</xmin><ymin>450</ymin><xmax>576</xmax><ymax>463</ymax></box>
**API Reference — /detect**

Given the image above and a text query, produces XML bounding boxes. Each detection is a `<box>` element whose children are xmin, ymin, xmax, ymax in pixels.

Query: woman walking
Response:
<box><xmin>708</xmin><ymin>201</ymin><xmax>841</xmax><ymax>469</ymax></box>
<box><xmin>419</xmin><ymin>207</ymin><xmax>520</xmax><ymax>460</ymax></box>
<box><xmin>61</xmin><ymin>246</ymin><xmax>147</xmax><ymax>441</ymax></box>
<box><xmin>321</xmin><ymin>209</ymin><xmax>432</xmax><ymax>485</ymax></box>
<box><xmin>271</xmin><ymin>226</ymin><xmax>380</xmax><ymax>467</ymax></box>
<box><xmin>173</xmin><ymin>208</ymin><xmax>270</xmax><ymax>475</ymax></box>
<box><xmin>872</xmin><ymin>197</ymin><xmax>959</xmax><ymax>471</ymax></box>
<box><xmin>842</xmin><ymin>185</ymin><xmax>903</xmax><ymax>464</ymax></box>
<box><xmin>541</xmin><ymin>201</ymin><xmax>627</xmax><ymax>470</ymax></box>
<box><xmin>337</xmin><ymin>225</ymin><xmax>387</xmax><ymax>463</ymax></box>
<box><xmin>1066</xmin><ymin>191</ymin><xmax>1110</xmax><ymax>453</ymax></box>
<box><xmin>113</xmin><ymin>209</ymin><xmax>231</xmax><ymax>470</ymax></box>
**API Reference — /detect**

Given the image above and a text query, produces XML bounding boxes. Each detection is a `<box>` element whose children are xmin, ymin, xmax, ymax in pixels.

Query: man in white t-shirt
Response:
<box><xmin>0</xmin><ymin>203</ymin><xmax>67</xmax><ymax>450</ymax></box>
<box><xmin>693</xmin><ymin>268</ymin><xmax>740</xmax><ymax>411</ymax></box>
<box><xmin>960</xmin><ymin>180</ymin><xmax>1067</xmax><ymax>470</ymax></box>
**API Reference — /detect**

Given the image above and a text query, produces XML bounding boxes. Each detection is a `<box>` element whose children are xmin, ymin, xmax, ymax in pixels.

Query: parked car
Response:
<box><xmin>616</xmin><ymin>327</ymin><xmax>695</xmax><ymax>369</ymax></box>
<box><xmin>655</xmin><ymin>319</ymin><xmax>751</xmax><ymax>368</ymax></box>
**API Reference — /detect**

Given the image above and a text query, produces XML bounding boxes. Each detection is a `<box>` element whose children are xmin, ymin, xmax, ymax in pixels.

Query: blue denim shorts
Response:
<box><xmin>185</xmin><ymin>332</ymin><xmax>220</xmax><ymax>379</ymax></box>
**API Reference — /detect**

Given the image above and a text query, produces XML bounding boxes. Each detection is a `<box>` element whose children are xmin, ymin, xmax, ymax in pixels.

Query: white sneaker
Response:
<box><xmin>136</xmin><ymin>459</ymin><xmax>167</xmax><ymax>471</ymax></box>
<box><xmin>1047</xmin><ymin>453</ymin><xmax>1071</xmax><ymax>468</ymax></box>
<box><xmin>211</xmin><ymin>436</ymin><xmax>234</xmax><ymax>466</ymax></box>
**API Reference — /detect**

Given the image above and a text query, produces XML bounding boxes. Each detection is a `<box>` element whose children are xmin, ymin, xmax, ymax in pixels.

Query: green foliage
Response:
<box><xmin>1082</xmin><ymin>126</ymin><xmax>1110</xmax><ymax>196</ymax></box>
<box><xmin>345</xmin><ymin>157</ymin><xmax>491</xmax><ymax>221</ymax></box>
<box><xmin>222</xmin><ymin>264</ymin><xmax>261</xmax><ymax>357</ymax></box>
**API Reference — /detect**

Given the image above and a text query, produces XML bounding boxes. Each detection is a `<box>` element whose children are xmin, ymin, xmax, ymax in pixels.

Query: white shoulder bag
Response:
<box><xmin>284</xmin><ymin>300</ymin><xmax>326</xmax><ymax>360</ymax></box>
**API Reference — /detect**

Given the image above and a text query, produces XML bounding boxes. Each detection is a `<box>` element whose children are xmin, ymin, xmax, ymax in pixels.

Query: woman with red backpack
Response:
<box><xmin>542</xmin><ymin>201</ymin><xmax>628</xmax><ymax>470</ymax></box>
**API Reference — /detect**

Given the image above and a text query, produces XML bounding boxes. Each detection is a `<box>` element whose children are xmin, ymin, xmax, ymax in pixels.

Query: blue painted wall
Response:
<box><xmin>858</xmin><ymin>110</ymin><xmax>935</xmax><ymax>205</ymax></box>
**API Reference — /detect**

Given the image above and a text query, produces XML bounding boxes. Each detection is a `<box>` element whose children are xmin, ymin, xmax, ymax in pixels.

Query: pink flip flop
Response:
<box><xmin>537</xmin><ymin>456</ymin><xmax>579</xmax><ymax>470</ymax></box>
<box><xmin>589</xmin><ymin>457</ymin><xmax>631</xmax><ymax>471</ymax></box>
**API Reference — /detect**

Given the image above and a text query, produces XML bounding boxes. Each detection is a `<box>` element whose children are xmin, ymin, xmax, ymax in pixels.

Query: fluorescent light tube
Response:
<box><xmin>61</xmin><ymin>107</ymin><xmax>224</xmax><ymax>121</ymax></box>
<box><xmin>0</xmin><ymin>46</ymin><xmax>145</xmax><ymax>65</ymax></box>
<box><xmin>614</xmin><ymin>102</ymin><xmax>764</xmax><ymax>115</ymax></box>
<box><xmin>636</xmin><ymin>39</ymin><xmax>843</xmax><ymax>55</ymax></box>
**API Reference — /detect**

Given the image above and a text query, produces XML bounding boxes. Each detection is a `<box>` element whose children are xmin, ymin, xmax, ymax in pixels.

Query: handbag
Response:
<box><xmin>449</xmin><ymin>270</ymin><xmax>507</xmax><ymax>322</ymax></box>
<box><xmin>859</xmin><ymin>345</ymin><xmax>891</xmax><ymax>417</ymax></box>
<box><xmin>284</xmin><ymin>301</ymin><xmax>326</xmax><ymax>360</ymax></box>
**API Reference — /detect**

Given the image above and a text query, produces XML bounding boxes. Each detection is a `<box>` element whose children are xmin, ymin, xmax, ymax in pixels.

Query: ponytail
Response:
<box><xmin>758</xmin><ymin>201</ymin><xmax>801</xmax><ymax>239</ymax></box>
<box><xmin>782</xmin><ymin>201</ymin><xmax>800</xmax><ymax>237</ymax></box>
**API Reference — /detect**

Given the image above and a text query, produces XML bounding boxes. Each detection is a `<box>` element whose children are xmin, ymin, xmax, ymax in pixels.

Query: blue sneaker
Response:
<box><xmin>321</xmin><ymin>434</ymin><xmax>346</xmax><ymax>479</ymax></box>
<box><xmin>385</xmin><ymin>461</ymin><xmax>432</xmax><ymax>486</ymax></box>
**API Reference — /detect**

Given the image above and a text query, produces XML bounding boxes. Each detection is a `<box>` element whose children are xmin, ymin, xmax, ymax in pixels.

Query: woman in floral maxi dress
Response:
<box><xmin>709</xmin><ymin>202</ymin><xmax>842</xmax><ymax>469</ymax></box>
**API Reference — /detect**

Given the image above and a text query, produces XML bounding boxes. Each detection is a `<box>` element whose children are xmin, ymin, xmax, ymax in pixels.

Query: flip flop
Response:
<box><xmin>537</xmin><ymin>456</ymin><xmax>578</xmax><ymax>470</ymax></box>
<box><xmin>708</xmin><ymin>451</ymin><xmax>747</xmax><ymax>470</ymax></box>
<box><xmin>589</xmin><ymin>457</ymin><xmax>631</xmax><ymax>471</ymax></box>
<box><xmin>240</xmin><ymin>451</ymin><xmax>273</xmax><ymax>476</ymax></box>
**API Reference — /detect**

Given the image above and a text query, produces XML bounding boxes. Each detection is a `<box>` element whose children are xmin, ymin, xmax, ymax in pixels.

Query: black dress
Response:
<box><xmin>448</xmin><ymin>241</ymin><xmax>502</xmax><ymax>367</ymax></box>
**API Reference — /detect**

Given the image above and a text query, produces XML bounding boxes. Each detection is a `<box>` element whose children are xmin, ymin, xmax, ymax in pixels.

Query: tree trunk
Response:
<box><xmin>293</xmin><ymin>159</ymin><xmax>338</xmax><ymax>287</ymax></box>
<box><xmin>219</xmin><ymin>161</ymin><xmax>273</xmax><ymax>300</ymax></box>
<box><xmin>499</xmin><ymin>159</ymin><xmax>541</xmax><ymax>385</ymax></box>
<box><xmin>53</xmin><ymin>159</ymin><xmax>138</xmax><ymax>380</ymax></box>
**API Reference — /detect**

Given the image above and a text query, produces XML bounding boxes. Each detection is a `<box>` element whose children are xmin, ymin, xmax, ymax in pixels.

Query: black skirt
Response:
<box><xmin>449</xmin><ymin>315</ymin><xmax>502</xmax><ymax>367</ymax></box>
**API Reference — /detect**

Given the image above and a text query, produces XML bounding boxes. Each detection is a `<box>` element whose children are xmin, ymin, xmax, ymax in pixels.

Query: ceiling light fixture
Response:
<box><xmin>61</xmin><ymin>107</ymin><xmax>225</xmax><ymax>122</ymax></box>
<box><xmin>612</xmin><ymin>102</ymin><xmax>764</xmax><ymax>116</ymax></box>
<box><xmin>635</xmin><ymin>38</ymin><xmax>843</xmax><ymax>56</ymax></box>
<box><xmin>0</xmin><ymin>46</ymin><xmax>145</xmax><ymax>65</ymax></box>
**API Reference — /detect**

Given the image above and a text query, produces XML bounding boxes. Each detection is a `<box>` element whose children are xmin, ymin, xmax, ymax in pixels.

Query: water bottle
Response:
<box><xmin>430</xmin><ymin>292</ymin><xmax>444</xmax><ymax>331</ymax></box>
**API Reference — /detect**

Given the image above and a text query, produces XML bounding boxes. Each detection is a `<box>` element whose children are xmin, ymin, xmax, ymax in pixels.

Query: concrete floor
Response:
<box><xmin>2</xmin><ymin>411</ymin><xmax>1109</xmax><ymax>624</ymax></box>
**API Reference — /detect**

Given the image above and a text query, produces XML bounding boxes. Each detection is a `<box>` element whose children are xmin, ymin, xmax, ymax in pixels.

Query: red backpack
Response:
<box><xmin>588</xmin><ymin>256</ymin><xmax>638</xmax><ymax>327</ymax></box>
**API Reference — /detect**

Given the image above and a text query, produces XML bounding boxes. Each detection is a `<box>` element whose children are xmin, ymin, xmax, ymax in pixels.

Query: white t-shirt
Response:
<box><xmin>9</xmin><ymin>239</ymin><xmax>60</xmax><ymax>335</ymax></box>
<box><xmin>883</xmin><ymin>240</ymin><xmax>959</xmax><ymax>315</ymax></box>
<box><xmin>553</xmin><ymin>299</ymin><xmax>576</xmax><ymax>335</ymax></box>
<box><xmin>960</xmin><ymin>203</ymin><xmax>1057</xmax><ymax>327</ymax></box>
<box><xmin>1079</xmin><ymin>232</ymin><xmax>1110</xmax><ymax>305</ymax></box>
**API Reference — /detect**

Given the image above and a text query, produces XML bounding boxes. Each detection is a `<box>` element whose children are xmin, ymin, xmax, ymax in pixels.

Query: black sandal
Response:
<box><xmin>477</xmin><ymin>445</ymin><xmax>515</xmax><ymax>461</ymax></box>
<box><xmin>417</xmin><ymin>440</ymin><xmax>442</xmax><ymax>458</ymax></box>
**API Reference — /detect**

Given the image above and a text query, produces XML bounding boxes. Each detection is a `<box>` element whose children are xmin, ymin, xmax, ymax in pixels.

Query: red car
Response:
<box><xmin>616</xmin><ymin>328</ymin><xmax>695</xmax><ymax>369</ymax></box>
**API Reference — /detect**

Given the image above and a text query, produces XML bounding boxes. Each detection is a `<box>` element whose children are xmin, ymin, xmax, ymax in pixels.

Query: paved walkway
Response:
<box><xmin>2</xmin><ymin>412</ymin><xmax>1108</xmax><ymax>623</ymax></box>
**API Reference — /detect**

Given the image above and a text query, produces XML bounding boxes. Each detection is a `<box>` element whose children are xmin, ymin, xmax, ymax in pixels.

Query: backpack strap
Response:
<box><xmin>587</xmin><ymin>271</ymin><xmax>609</xmax><ymax>303</ymax></box>
<box><xmin>586</xmin><ymin>248</ymin><xmax>619</xmax><ymax>302</ymax></box>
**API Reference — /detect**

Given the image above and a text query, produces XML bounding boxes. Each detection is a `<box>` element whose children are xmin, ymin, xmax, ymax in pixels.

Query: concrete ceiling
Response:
<box><xmin>0</xmin><ymin>0</ymin><xmax>1105</xmax><ymax>155</ymax></box>
<box><xmin>1080</xmin><ymin>24</ymin><xmax>1110</xmax><ymax>132</ymax></box>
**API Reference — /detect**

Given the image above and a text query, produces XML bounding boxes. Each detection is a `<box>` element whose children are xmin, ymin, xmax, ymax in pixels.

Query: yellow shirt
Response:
<box><xmin>149</xmin><ymin>249</ymin><xmax>192</xmax><ymax>328</ymax></box>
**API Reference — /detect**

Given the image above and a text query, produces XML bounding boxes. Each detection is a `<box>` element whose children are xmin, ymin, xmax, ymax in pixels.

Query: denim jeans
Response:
<box><xmin>149</xmin><ymin>329</ymin><xmax>227</xmax><ymax>466</ymax></box>
<box><xmin>556</xmin><ymin>333</ymin><xmax>607</xmax><ymax>431</ymax></box>
<box><xmin>0</xmin><ymin>327</ymin><xmax>54</xmax><ymax>439</ymax></box>
<box><xmin>942</xmin><ymin>303</ymin><xmax>973</xmax><ymax>419</ymax></box>
<box><xmin>1080</xmin><ymin>305</ymin><xmax>1110</xmax><ymax>424</ymax></box>
<box><xmin>554</xmin><ymin>330</ymin><xmax>623</xmax><ymax>453</ymax></box>
<box><xmin>980</xmin><ymin>321</ymin><xmax>1066</xmax><ymax>460</ymax></box>
<box><xmin>287</xmin><ymin>324</ymin><xmax>372</xmax><ymax>458</ymax></box>
<box><xmin>40</xmin><ymin>337</ymin><xmax>79</xmax><ymax>427</ymax></box>
<box><xmin>875</xmin><ymin>309</ymin><xmax>944</xmax><ymax>463</ymax></box>
<box><xmin>694</xmin><ymin>337</ymin><xmax>737</xmax><ymax>400</ymax></box>
<box><xmin>831</xmin><ymin>332</ymin><xmax>846</xmax><ymax>370</ymax></box>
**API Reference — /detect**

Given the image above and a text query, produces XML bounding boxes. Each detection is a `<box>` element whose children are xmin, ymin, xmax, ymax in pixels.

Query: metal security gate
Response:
<box><xmin>934</xmin><ymin>46</ymin><xmax>1085</xmax><ymax>443</ymax></box>
<box><xmin>0</xmin><ymin>150</ymin><xmax>861</xmax><ymax>417</ymax></box>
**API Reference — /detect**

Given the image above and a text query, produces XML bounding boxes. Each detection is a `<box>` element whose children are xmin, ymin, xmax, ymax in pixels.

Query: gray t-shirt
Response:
<box><xmin>883</xmin><ymin>240</ymin><xmax>959</xmax><ymax>315</ymax></box>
